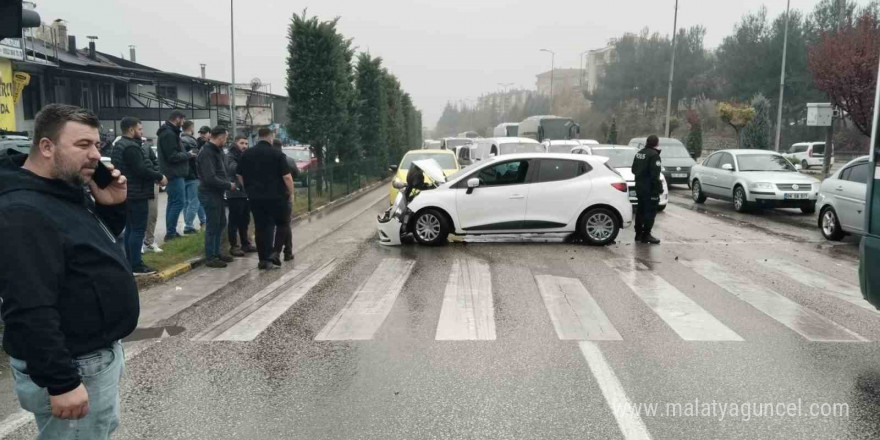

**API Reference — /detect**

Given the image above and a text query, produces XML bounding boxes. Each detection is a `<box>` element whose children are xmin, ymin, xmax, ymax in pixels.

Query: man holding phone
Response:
<box><xmin>111</xmin><ymin>116</ymin><xmax>167</xmax><ymax>274</ymax></box>
<box><xmin>0</xmin><ymin>104</ymin><xmax>139</xmax><ymax>439</ymax></box>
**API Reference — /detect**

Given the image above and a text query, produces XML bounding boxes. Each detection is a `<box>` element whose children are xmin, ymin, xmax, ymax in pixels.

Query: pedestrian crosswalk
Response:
<box><xmin>193</xmin><ymin>255</ymin><xmax>876</xmax><ymax>345</ymax></box>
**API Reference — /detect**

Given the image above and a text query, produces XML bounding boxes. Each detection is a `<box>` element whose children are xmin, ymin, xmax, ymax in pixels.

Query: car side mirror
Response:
<box><xmin>722</xmin><ymin>163</ymin><xmax>734</xmax><ymax>171</ymax></box>
<box><xmin>389</xmin><ymin>165</ymin><xmax>398</xmax><ymax>172</ymax></box>
<box><xmin>466</xmin><ymin>178</ymin><xmax>480</xmax><ymax>194</ymax></box>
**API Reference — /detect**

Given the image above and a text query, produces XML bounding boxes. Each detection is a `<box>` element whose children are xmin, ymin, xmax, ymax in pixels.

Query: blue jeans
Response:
<box><xmin>184</xmin><ymin>179</ymin><xmax>206</xmax><ymax>231</ymax></box>
<box><xmin>123</xmin><ymin>198</ymin><xmax>149</xmax><ymax>269</ymax></box>
<box><xmin>199</xmin><ymin>191</ymin><xmax>227</xmax><ymax>259</ymax></box>
<box><xmin>164</xmin><ymin>177</ymin><xmax>186</xmax><ymax>238</ymax></box>
<box><xmin>10</xmin><ymin>341</ymin><xmax>125</xmax><ymax>440</ymax></box>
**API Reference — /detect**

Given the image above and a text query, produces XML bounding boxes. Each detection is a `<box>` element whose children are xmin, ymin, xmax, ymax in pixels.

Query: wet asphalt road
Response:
<box><xmin>4</xmin><ymin>185</ymin><xmax>880</xmax><ymax>439</ymax></box>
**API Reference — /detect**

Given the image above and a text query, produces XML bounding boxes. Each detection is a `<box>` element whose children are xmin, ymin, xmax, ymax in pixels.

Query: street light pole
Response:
<box><xmin>774</xmin><ymin>0</ymin><xmax>791</xmax><ymax>152</ymax></box>
<box><xmin>664</xmin><ymin>0</ymin><xmax>679</xmax><ymax>138</ymax></box>
<box><xmin>229</xmin><ymin>0</ymin><xmax>237</xmax><ymax>139</ymax></box>
<box><xmin>540</xmin><ymin>49</ymin><xmax>555</xmax><ymax>111</ymax></box>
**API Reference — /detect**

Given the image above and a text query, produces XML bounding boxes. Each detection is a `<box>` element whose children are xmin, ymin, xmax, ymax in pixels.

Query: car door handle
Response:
<box><xmin>509</xmin><ymin>194</ymin><xmax>525</xmax><ymax>199</ymax></box>
<box><xmin>835</xmin><ymin>186</ymin><xmax>844</xmax><ymax>191</ymax></box>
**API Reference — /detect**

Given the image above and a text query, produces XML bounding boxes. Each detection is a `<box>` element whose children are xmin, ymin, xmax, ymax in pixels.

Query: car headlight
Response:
<box><xmin>750</xmin><ymin>182</ymin><xmax>774</xmax><ymax>190</ymax></box>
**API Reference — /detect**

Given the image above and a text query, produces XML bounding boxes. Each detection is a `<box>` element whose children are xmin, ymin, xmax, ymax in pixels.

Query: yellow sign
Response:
<box><xmin>0</xmin><ymin>59</ymin><xmax>15</xmax><ymax>131</ymax></box>
<box><xmin>12</xmin><ymin>72</ymin><xmax>29</xmax><ymax>105</ymax></box>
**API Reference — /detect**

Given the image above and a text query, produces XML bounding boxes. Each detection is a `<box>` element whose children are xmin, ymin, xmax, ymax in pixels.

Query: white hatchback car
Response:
<box><xmin>378</xmin><ymin>153</ymin><xmax>633</xmax><ymax>246</ymax></box>
<box><xmin>690</xmin><ymin>149</ymin><xmax>820</xmax><ymax>214</ymax></box>
<box><xmin>783</xmin><ymin>142</ymin><xmax>834</xmax><ymax>170</ymax></box>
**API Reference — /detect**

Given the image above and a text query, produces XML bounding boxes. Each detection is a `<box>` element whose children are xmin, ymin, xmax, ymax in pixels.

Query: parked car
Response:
<box><xmin>585</xmin><ymin>145</ymin><xmax>668</xmax><ymax>212</ymax></box>
<box><xmin>628</xmin><ymin>137</ymin><xmax>697</xmax><ymax>185</ymax></box>
<box><xmin>469</xmin><ymin>137</ymin><xmax>543</xmax><ymax>161</ymax></box>
<box><xmin>689</xmin><ymin>149</ymin><xmax>820</xmax><ymax>214</ymax></box>
<box><xmin>377</xmin><ymin>153</ymin><xmax>633</xmax><ymax>246</ymax></box>
<box><xmin>440</xmin><ymin>137</ymin><xmax>474</xmax><ymax>151</ymax></box>
<box><xmin>0</xmin><ymin>138</ymin><xmax>30</xmax><ymax>154</ymax></box>
<box><xmin>783</xmin><ymin>142</ymin><xmax>834</xmax><ymax>170</ymax></box>
<box><xmin>389</xmin><ymin>149</ymin><xmax>460</xmax><ymax>204</ymax></box>
<box><xmin>816</xmin><ymin>156</ymin><xmax>870</xmax><ymax>240</ymax></box>
<box><xmin>281</xmin><ymin>146</ymin><xmax>317</xmax><ymax>186</ymax></box>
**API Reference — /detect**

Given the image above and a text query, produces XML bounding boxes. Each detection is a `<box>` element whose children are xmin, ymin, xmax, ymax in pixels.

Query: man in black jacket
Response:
<box><xmin>272</xmin><ymin>138</ymin><xmax>298</xmax><ymax>263</ymax></box>
<box><xmin>632</xmin><ymin>134</ymin><xmax>663</xmax><ymax>244</ymax></box>
<box><xmin>197</xmin><ymin>126</ymin><xmax>236</xmax><ymax>268</ymax></box>
<box><xmin>111</xmin><ymin>117</ymin><xmax>167</xmax><ymax>274</ymax></box>
<box><xmin>237</xmin><ymin>128</ymin><xmax>295</xmax><ymax>270</ymax></box>
<box><xmin>181</xmin><ymin>121</ymin><xmax>206</xmax><ymax>234</ymax></box>
<box><xmin>226</xmin><ymin>135</ymin><xmax>256</xmax><ymax>256</ymax></box>
<box><xmin>0</xmin><ymin>104</ymin><xmax>139</xmax><ymax>439</ymax></box>
<box><xmin>157</xmin><ymin>110</ymin><xmax>192</xmax><ymax>241</ymax></box>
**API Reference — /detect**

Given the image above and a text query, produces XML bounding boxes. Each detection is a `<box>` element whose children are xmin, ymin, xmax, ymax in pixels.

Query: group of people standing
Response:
<box><xmin>113</xmin><ymin>111</ymin><xmax>298</xmax><ymax>274</ymax></box>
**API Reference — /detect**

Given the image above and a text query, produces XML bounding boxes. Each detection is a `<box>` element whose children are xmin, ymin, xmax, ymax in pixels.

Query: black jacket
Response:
<box><xmin>0</xmin><ymin>150</ymin><xmax>139</xmax><ymax>396</ymax></box>
<box><xmin>632</xmin><ymin>146</ymin><xmax>663</xmax><ymax>197</ymax></box>
<box><xmin>225</xmin><ymin>146</ymin><xmax>247</xmax><ymax>199</ymax></box>
<box><xmin>157</xmin><ymin>122</ymin><xmax>189</xmax><ymax>178</ymax></box>
<box><xmin>197</xmin><ymin>141</ymin><xmax>230</xmax><ymax>195</ymax></box>
<box><xmin>181</xmin><ymin>133</ymin><xmax>200</xmax><ymax>181</ymax></box>
<box><xmin>111</xmin><ymin>136</ymin><xmax>163</xmax><ymax>200</ymax></box>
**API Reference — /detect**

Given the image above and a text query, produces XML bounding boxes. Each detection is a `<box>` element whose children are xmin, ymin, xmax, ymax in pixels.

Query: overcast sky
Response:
<box><xmin>35</xmin><ymin>0</ymin><xmax>848</xmax><ymax>128</ymax></box>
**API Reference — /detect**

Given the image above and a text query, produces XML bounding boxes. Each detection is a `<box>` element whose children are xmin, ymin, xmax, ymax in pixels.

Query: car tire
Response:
<box><xmin>733</xmin><ymin>186</ymin><xmax>751</xmax><ymax>213</ymax></box>
<box><xmin>801</xmin><ymin>160</ymin><xmax>809</xmax><ymax>170</ymax></box>
<box><xmin>800</xmin><ymin>202</ymin><xmax>816</xmax><ymax>215</ymax></box>
<box><xmin>692</xmin><ymin>180</ymin><xmax>707</xmax><ymax>204</ymax></box>
<box><xmin>819</xmin><ymin>207</ymin><xmax>845</xmax><ymax>241</ymax></box>
<box><xmin>412</xmin><ymin>209</ymin><xmax>450</xmax><ymax>246</ymax></box>
<box><xmin>579</xmin><ymin>207</ymin><xmax>620</xmax><ymax>246</ymax></box>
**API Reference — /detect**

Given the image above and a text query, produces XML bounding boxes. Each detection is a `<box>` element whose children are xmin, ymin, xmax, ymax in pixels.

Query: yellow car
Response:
<box><xmin>389</xmin><ymin>149</ymin><xmax>460</xmax><ymax>204</ymax></box>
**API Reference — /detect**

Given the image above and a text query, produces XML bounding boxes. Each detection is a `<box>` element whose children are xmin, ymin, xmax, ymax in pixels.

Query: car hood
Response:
<box><xmin>412</xmin><ymin>159</ymin><xmax>447</xmax><ymax>184</ymax></box>
<box><xmin>661</xmin><ymin>157</ymin><xmax>697</xmax><ymax>168</ymax></box>
<box><xmin>737</xmin><ymin>171</ymin><xmax>819</xmax><ymax>183</ymax></box>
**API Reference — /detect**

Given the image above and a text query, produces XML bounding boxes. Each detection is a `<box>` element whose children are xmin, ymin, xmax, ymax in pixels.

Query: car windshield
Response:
<box><xmin>401</xmin><ymin>153</ymin><xmax>457</xmax><ymax>170</ymax></box>
<box><xmin>444</xmin><ymin>139</ymin><xmax>472</xmax><ymax>149</ymax></box>
<box><xmin>499</xmin><ymin>142</ymin><xmax>542</xmax><ymax>154</ymax></box>
<box><xmin>659</xmin><ymin>145</ymin><xmax>692</xmax><ymax>159</ymax></box>
<box><xmin>282</xmin><ymin>149</ymin><xmax>311</xmax><ymax>161</ymax></box>
<box><xmin>736</xmin><ymin>154</ymin><xmax>796</xmax><ymax>172</ymax></box>
<box><xmin>592</xmin><ymin>149</ymin><xmax>637</xmax><ymax>168</ymax></box>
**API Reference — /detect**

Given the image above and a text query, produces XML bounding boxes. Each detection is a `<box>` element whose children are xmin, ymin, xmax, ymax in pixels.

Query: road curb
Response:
<box><xmin>138</xmin><ymin>178</ymin><xmax>390</xmax><ymax>289</ymax></box>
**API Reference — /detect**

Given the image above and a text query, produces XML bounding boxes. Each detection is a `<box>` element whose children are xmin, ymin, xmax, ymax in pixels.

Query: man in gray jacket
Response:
<box><xmin>156</xmin><ymin>110</ymin><xmax>191</xmax><ymax>241</ymax></box>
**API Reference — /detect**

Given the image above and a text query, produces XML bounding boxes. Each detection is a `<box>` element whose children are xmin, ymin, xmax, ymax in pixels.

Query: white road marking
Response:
<box><xmin>535</xmin><ymin>275</ymin><xmax>622</xmax><ymax>340</ymax></box>
<box><xmin>316</xmin><ymin>258</ymin><xmax>415</xmax><ymax>341</ymax></box>
<box><xmin>435</xmin><ymin>259</ymin><xmax>496</xmax><ymax>340</ymax></box>
<box><xmin>579</xmin><ymin>342</ymin><xmax>653</xmax><ymax>440</ymax></box>
<box><xmin>761</xmin><ymin>259</ymin><xmax>878</xmax><ymax>314</ymax></box>
<box><xmin>683</xmin><ymin>260</ymin><xmax>866</xmax><ymax>342</ymax></box>
<box><xmin>607</xmin><ymin>259</ymin><xmax>743</xmax><ymax>341</ymax></box>
<box><xmin>211</xmin><ymin>260</ymin><xmax>339</xmax><ymax>341</ymax></box>
<box><xmin>191</xmin><ymin>264</ymin><xmax>314</xmax><ymax>341</ymax></box>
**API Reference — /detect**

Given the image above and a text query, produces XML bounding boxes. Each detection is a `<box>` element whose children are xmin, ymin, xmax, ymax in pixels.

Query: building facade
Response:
<box><xmin>535</xmin><ymin>69</ymin><xmax>585</xmax><ymax>97</ymax></box>
<box><xmin>585</xmin><ymin>44</ymin><xmax>616</xmax><ymax>94</ymax></box>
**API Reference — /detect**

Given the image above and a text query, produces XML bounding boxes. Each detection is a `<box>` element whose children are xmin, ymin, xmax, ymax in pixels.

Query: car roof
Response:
<box><xmin>545</xmin><ymin>140</ymin><xmax>580</xmax><ymax>144</ymax></box>
<box><xmin>405</xmin><ymin>149</ymin><xmax>455</xmax><ymax>155</ymax></box>
<box><xmin>482</xmin><ymin>152</ymin><xmax>609</xmax><ymax>163</ymax></box>
<box><xmin>590</xmin><ymin>144</ymin><xmax>636</xmax><ymax>150</ymax></box>
<box><xmin>714</xmin><ymin>149</ymin><xmax>783</xmax><ymax>156</ymax></box>
<box><xmin>480</xmin><ymin>137</ymin><xmax>538</xmax><ymax>144</ymax></box>
<box><xmin>792</xmin><ymin>142</ymin><xmax>825</xmax><ymax>146</ymax></box>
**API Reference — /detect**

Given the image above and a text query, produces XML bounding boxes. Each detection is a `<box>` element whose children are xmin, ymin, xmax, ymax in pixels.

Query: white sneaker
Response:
<box><xmin>149</xmin><ymin>243</ymin><xmax>163</xmax><ymax>253</ymax></box>
<box><xmin>141</xmin><ymin>245</ymin><xmax>146</xmax><ymax>254</ymax></box>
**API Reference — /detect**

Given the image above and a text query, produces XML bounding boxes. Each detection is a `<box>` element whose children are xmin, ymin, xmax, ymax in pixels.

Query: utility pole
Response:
<box><xmin>540</xmin><ymin>49</ymin><xmax>555</xmax><ymax>111</ymax></box>
<box><xmin>229</xmin><ymin>0</ymin><xmax>237</xmax><ymax>139</ymax></box>
<box><xmin>664</xmin><ymin>0</ymin><xmax>679</xmax><ymax>138</ymax></box>
<box><xmin>823</xmin><ymin>0</ymin><xmax>846</xmax><ymax>177</ymax></box>
<box><xmin>774</xmin><ymin>0</ymin><xmax>791</xmax><ymax>152</ymax></box>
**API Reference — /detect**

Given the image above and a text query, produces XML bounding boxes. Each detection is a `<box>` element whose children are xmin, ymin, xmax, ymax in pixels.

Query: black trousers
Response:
<box><xmin>273</xmin><ymin>201</ymin><xmax>293</xmax><ymax>256</ymax></box>
<box><xmin>634</xmin><ymin>192</ymin><xmax>659</xmax><ymax>235</ymax></box>
<box><xmin>227</xmin><ymin>198</ymin><xmax>251</xmax><ymax>248</ymax></box>
<box><xmin>249</xmin><ymin>198</ymin><xmax>288</xmax><ymax>262</ymax></box>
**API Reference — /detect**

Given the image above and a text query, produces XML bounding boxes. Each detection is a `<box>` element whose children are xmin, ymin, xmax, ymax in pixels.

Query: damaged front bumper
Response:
<box><xmin>377</xmin><ymin>193</ymin><xmax>411</xmax><ymax>246</ymax></box>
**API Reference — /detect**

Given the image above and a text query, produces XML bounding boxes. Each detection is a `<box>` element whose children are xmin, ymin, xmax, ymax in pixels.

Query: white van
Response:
<box><xmin>493</xmin><ymin>123</ymin><xmax>519</xmax><ymax>137</ymax></box>
<box><xmin>783</xmin><ymin>142</ymin><xmax>834</xmax><ymax>169</ymax></box>
<box><xmin>465</xmin><ymin>137</ymin><xmax>542</xmax><ymax>163</ymax></box>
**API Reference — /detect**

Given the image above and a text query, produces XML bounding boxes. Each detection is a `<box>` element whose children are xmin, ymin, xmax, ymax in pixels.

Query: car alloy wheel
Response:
<box><xmin>580</xmin><ymin>207</ymin><xmax>619</xmax><ymax>246</ymax></box>
<box><xmin>416</xmin><ymin>213</ymin><xmax>441</xmax><ymax>242</ymax></box>
<box><xmin>733</xmin><ymin>187</ymin><xmax>747</xmax><ymax>212</ymax></box>
<box><xmin>820</xmin><ymin>208</ymin><xmax>845</xmax><ymax>241</ymax></box>
<box><xmin>692</xmin><ymin>181</ymin><xmax>706</xmax><ymax>203</ymax></box>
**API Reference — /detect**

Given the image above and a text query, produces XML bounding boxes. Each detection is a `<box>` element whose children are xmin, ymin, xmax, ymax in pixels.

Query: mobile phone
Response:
<box><xmin>93</xmin><ymin>161</ymin><xmax>113</xmax><ymax>189</ymax></box>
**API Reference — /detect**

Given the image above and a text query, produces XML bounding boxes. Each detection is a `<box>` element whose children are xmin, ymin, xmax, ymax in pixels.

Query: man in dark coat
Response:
<box><xmin>226</xmin><ymin>135</ymin><xmax>256</xmax><ymax>256</ymax></box>
<box><xmin>180</xmin><ymin>121</ymin><xmax>206</xmax><ymax>234</ymax></box>
<box><xmin>631</xmin><ymin>134</ymin><xmax>663</xmax><ymax>244</ymax></box>
<box><xmin>156</xmin><ymin>110</ymin><xmax>191</xmax><ymax>241</ymax></box>
<box><xmin>197</xmin><ymin>127</ymin><xmax>236</xmax><ymax>268</ymax></box>
<box><xmin>272</xmin><ymin>138</ymin><xmax>298</xmax><ymax>262</ymax></box>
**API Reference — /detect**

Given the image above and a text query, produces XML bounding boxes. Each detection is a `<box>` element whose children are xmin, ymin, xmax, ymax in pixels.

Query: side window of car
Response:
<box><xmin>839</xmin><ymin>167</ymin><xmax>852</xmax><ymax>181</ymax></box>
<box><xmin>476</xmin><ymin>160</ymin><xmax>530</xmax><ymax>186</ymax></box>
<box><xmin>703</xmin><ymin>153</ymin><xmax>721</xmax><ymax>168</ymax></box>
<box><xmin>718</xmin><ymin>153</ymin><xmax>735</xmax><ymax>169</ymax></box>
<box><xmin>847</xmin><ymin>162</ymin><xmax>870</xmax><ymax>184</ymax></box>
<box><xmin>536</xmin><ymin>159</ymin><xmax>583</xmax><ymax>183</ymax></box>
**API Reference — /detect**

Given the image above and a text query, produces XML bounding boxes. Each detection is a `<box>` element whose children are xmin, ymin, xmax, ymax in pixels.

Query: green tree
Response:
<box><xmin>286</xmin><ymin>10</ymin><xmax>352</xmax><ymax>191</ymax></box>
<box><xmin>355</xmin><ymin>53</ymin><xmax>388</xmax><ymax>165</ymax></box>
<box><xmin>606</xmin><ymin>118</ymin><xmax>618</xmax><ymax>144</ymax></box>
<box><xmin>685</xmin><ymin>109</ymin><xmax>703</xmax><ymax>158</ymax></box>
<box><xmin>718</xmin><ymin>102</ymin><xmax>756</xmax><ymax>148</ymax></box>
<box><xmin>742</xmin><ymin>94</ymin><xmax>772</xmax><ymax>149</ymax></box>
<box><xmin>384</xmin><ymin>71</ymin><xmax>407</xmax><ymax>164</ymax></box>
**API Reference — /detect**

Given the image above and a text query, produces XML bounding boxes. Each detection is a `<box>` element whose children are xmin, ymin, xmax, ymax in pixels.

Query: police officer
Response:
<box><xmin>632</xmin><ymin>135</ymin><xmax>663</xmax><ymax>244</ymax></box>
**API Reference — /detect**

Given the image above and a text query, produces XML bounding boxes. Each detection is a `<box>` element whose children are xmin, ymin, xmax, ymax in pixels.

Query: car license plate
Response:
<box><xmin>784</xmin><ymin>193</ymin><xmax>808</xmax><ymax>200</ymax></box>
<box><xmin>671</xmin><ymin>173</ymin><xmax>687</xmax><ymax>178</ymax></box>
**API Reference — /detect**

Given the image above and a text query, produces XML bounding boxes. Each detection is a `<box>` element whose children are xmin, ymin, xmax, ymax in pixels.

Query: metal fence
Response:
<box><xmin>293</xmin><ymin>158</ymin><xmax>388</xmax><ymax>216</ymax></box>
